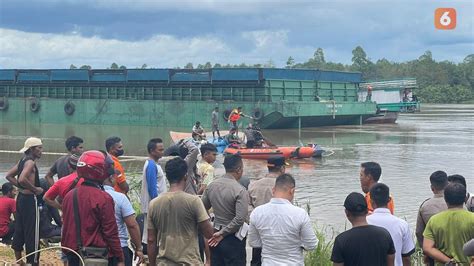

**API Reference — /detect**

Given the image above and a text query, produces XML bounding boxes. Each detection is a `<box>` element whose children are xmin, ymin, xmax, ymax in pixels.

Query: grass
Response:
<box><xmin>123</xmin><ymin>161</ymin><xmax>145</xmax><ymax>215</ymax></box>
<box><xmin>304</xmin><ymin>226</ymin><xmax>336</xmax><ymax>266</ymax></box>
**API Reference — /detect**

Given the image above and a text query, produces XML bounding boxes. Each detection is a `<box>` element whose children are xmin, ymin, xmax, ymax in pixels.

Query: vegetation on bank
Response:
<box><xmin>69</xmin><ymin>48</ymin><xmax>474</xmax><ymax>104</ymax></box>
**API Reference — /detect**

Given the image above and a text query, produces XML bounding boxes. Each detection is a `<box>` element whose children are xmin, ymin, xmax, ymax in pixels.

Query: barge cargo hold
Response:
<box><xmin>0</xmin><ymin>68</ymin><xmax>376</xmax><ymax>129</ymax></box>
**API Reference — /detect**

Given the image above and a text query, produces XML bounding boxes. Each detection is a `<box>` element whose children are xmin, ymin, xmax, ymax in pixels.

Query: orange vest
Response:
<box><xmin>229</xmin><ymin>110</ymin><xmax>241</xmax><ymax>122</ymax></box>
<box><xmin>366</xmin><ymin>192</ymin><xmax>395</xmax><ymax>214</ymax></box>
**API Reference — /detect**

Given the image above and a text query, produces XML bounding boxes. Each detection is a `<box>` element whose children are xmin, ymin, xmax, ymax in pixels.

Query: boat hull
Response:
<box><xmin>363</xmin><ymin>112</ymin><xmax>398</xmax><ymax>124</ymax></box>
<box><xmin>224</xmin><ymin>145</ymin><xmax>322</xmax><ymax>160</ymax></box>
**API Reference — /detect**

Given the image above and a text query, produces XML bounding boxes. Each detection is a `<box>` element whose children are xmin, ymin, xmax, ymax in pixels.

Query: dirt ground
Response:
<box><xmin>0</xmin><ymin>244</ymin><xmax>63</xmax><ymax>265</ymax></box>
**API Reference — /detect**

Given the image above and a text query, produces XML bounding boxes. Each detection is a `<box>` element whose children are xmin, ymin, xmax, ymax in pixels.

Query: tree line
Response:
<box><xmin>69</xmin><ymin>47</ymin><xmax>474</xmax><ymax>103</ymax></box>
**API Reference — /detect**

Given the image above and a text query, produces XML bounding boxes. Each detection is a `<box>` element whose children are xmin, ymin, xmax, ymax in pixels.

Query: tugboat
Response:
<box><xmin>359</xmin><ymin>78</ymin><xmax>420</xmax><ymax>124</ymax></box>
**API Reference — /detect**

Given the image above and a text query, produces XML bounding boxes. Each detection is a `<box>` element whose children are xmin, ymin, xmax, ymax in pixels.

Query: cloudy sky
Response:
<box><xmin>0</xmin><ymin>0</ymin><xmax>472</xmax><ymax>69</ymax></box>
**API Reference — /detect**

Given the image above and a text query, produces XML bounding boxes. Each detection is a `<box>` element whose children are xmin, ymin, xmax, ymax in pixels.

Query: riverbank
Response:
<box><xmin>0</xmin><ymin>243</ymin><xmax>62</xmax><ymax>265</ymax></box>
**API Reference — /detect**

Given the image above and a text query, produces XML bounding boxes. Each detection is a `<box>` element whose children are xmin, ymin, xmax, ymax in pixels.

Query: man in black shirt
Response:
<box><xmin>44</xmin><ymin>136</ymin><xmax>84</xmax><ymax>186</ymax></box>
<box><xmin>331</xmin><ymin>192</ymin><xmax>396</xmax><ymax>266</ymax></box>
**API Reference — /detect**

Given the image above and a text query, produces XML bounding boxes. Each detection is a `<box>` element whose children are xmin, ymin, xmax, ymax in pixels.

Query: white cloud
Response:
<box><xmin>242</xmin><ymin>30</ymin><xmax>289</xmax><ymax>48</ymax></box>
<box><xmin>0</xmin><ymin>28</ymin><xmax>233</xmax><ymax>68</ymax></box>
<box><xmin>0</xmin><ymin>28</ymin><xmax>316</xmax><ymax>68</ymax></box>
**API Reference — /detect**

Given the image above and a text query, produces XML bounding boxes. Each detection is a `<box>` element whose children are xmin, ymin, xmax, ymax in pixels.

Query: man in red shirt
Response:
<box><xmin>43</xmin><ymin>154</ymin><xmax>82</xmax><ymax>210</ymax></box>
<box><xmin>0</xmin><ymin>183</ymin><xmax>17</xmax><ymax>244</ymax></box>
<box><xmin>61</xmin><ymin>150</ymin><xmax>124</xmax><ymax>265</ymax></box>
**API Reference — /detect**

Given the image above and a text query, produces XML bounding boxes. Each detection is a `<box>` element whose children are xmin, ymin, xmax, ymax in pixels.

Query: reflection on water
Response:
<box><xmin>1</xmin><ymin>104</ymin><xmax>473</xmax><ymax>231</ymax></box>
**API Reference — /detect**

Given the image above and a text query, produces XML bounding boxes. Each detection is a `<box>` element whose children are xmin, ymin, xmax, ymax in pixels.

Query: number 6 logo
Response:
<box><xmin>435</xmin><ymin>8</ymin><xmax>457</xmax><ymax>30</ymax></box>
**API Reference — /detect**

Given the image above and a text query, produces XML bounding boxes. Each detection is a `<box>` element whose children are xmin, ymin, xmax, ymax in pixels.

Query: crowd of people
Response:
<box><xmin>0</xmin><ymin>135</ymin><xmax>473</xmax><ymax>266</ymax></box>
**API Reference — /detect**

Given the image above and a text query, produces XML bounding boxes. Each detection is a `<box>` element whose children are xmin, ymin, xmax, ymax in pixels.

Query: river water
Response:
<box><xmin>1</xmin><ymin>104</ymin><xmax>473</xmax><ymax>232</ymax></box>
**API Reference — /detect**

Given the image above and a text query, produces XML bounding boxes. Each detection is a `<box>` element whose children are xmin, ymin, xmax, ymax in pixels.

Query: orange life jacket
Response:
<box><xmin>229</xmin><ymin>110</ymin><xmax>241</xmax><ymax>122</ymax></box>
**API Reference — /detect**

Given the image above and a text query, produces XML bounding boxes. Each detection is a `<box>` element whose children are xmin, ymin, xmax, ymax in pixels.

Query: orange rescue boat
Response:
<box><xmin>224</xmin><ymin>144</ymin><xmax>323</xmax><ymax>160</ymax></box>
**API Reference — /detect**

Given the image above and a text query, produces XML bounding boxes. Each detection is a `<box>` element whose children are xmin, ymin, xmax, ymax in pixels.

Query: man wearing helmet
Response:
<box><xmin>61</xmin><ymin>150</ymin><xmax>125</xmax><ymax>265</ymax></box>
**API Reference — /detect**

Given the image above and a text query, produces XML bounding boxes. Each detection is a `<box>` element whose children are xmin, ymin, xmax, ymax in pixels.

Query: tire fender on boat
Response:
<box><xmin>30</xmin><ymin>97</ymin><xmax>40</xmax><ymax>112</ymax></box>
<box><xmin>252</xmin><ymin>108</ymin><xmax>264</xmax><ymax>120</ymax></box>
<box><xmin>0</xmin><ymin>97</ymin><xmax>8</xmax><ymax>111</ymax></box>
<box><xmin>64</xmin><ymin>101</ymin><xmax>75</xmax><ymax>115</ymax></box>
<box><xmin>223</xmin><ymin>109</ymin><xmax>232</xmax><ymax>121</ymax></box>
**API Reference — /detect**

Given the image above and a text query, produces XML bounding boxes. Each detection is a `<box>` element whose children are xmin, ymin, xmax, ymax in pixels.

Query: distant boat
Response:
<box><xmin>359</xmin><ymin>78</ymin><xmax>420</xmax><ymax>124</ymax></box>
<box><xmin>363</xmin><ymin>112</ymin><xmax>398</xmax><ymax>124</ymax></box>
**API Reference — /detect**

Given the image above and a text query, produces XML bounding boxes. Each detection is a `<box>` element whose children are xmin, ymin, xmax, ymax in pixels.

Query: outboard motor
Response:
<box><xmin>308</xmin><ymin>144</ymin><xmax>324</xmax><ymax>158</ymax></box>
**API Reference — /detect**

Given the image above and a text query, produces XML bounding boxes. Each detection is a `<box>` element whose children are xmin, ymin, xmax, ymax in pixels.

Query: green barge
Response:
<box><xmin>0</xmin><ymin>68</ymin><xmax>376</xmax><ymax>129</ymax></box>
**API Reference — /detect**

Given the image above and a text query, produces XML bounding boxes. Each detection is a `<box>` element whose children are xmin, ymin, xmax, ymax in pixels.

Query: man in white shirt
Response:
<box><xmin>140</xmin><ymin>138</ymin><xmax>167</xmax><ymax>250</ymax></box>
<box><xmin>367</xmin><ymin>183</ymin><xmax>415</xmax><ymax>266</ymax></box>
<box><xmin>248</xmin><ymin>173</ymin><xmax>318</xmax><ymax>265</ymax></box>
<box><xmin>248</xmin><ymin>155</ymin><xmax>288</xmax><ymax>266</ymax></box>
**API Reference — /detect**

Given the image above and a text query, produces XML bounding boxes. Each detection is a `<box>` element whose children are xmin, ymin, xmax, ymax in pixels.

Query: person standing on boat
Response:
<box><xmin>192</xmin><ymin>121</ymin><xmax>206</xmax><ymax>141</ymax></box>
<box><xmin>359</xmin><ymin>162</ymin><xmax>395</xmax><ymax>214</ymax></box>
<box><xmin>248</xmin><ymin>155</ymin><xmax>289</xmax><ymax>266</ymax></box>
<box><xmin>44</xmin><ymin>135</ymin><xmax>84</xmax><ymax>186</ymax></box>
<box><xmin>366</xmin><ymin>85</ymin><xmax>372</xmax><ymax>102</ymax></box>
<box><xmin>106</xmin><ymin>136</ymin><xmax>129</xmax><ymax>194</ymax></box>
<box><xmin>5</xmin><ymin>137</ymin><xmax>44</xmax><ymax>265</ymax></box>
<box><xmin>228</xmin><ymin>107</ymin><xmax>252</xmax><ymax>134</ymax></box>
<box><xmin>211</xmin><ymin>107</ymin><xmax>221</xmax><ymax>140</ymax></box>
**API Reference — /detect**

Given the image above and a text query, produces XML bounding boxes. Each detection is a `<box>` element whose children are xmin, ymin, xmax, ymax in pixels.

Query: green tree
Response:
<box><xmin>264</xmin><ymin>59</ymin><xmax>275</xmax><ymax>68</ymax></box>
<box><xmin>313</xmin><ymin>48</ymin><xmax>326</xmax><ymax>65</ymax></box>
<box><xmin>110</xmin><ymin>63</ymin><xmax>119</xmax><ymax>69</ymax></box>
<box><xmin>204</xmin><ymin>62</ymin><xmax>212</xmax><ymax>69</ymax></box>
<box><xmin>351</xmin><ymin>46</ymin><xmax>370</xmax><ymax>69</ymax></box>
<box><xmin>286</xmin><ymin>56</ymin><xmax>295</xmax><ymax>68</ymax></box>
<box><xmin>119</xmin><ymin>65</ymin><xmax>127</xmax><ymax>69</ymax></box>
<box><xmin>79</xmin><ymin>65</ymin><xmax>91</xmax><ymax>70</ymax></box>
<box><xmin>461</xmin><ymin>54</ymin><xmax>474</xmax><ymax>91</ymax></box>
<box><xmin>69</xmin><ymin>64</ymin><xmax>77</xmax><ymax>69</ymax></box>
<box><xmin>141</xmin><ymin>64</ymin><xmax>148</xmax><ymax>69</ymax></box>
<box><xmin>351</xmin><ymin>46</ymin><xmax>375</xmax><ymax>80</ymax></box>
<box><xmin>213</xmin><ymin>63</ymin><xmax>222</xmax><ymax>68</ymax></box>
<box><xmin>418</xmin><ymin>85</ymin><xmax>472</xmax><ymax>103</ymax></box>
<box><xmin>184</xmin><ymin>62</ymin><xmax>194</xmax><ymax>69</ymax></box>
